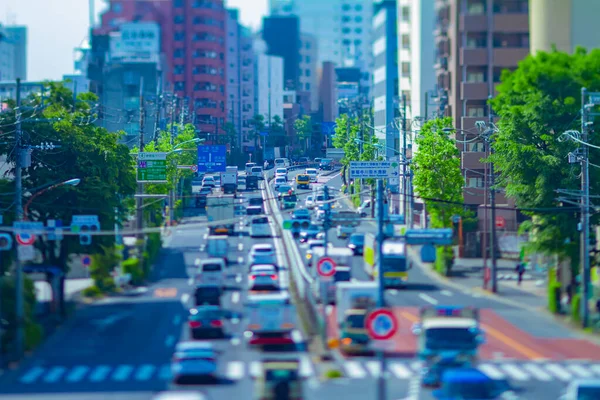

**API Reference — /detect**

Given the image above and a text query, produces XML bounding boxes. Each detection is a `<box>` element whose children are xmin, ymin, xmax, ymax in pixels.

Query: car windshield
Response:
<box><xmin>202</xmin><ymin>263</ymin><xmax>222</xmax><ymax>272</ymax></box>
<box><xmin>346</xmin><ymin>314</ymin><xmax>366</xmax><ymax>329</ymax></box>
<box><xmin>578</xmin><ymin>387</ymin><xmax>600</xmax><ymax>399</ymax></box>
<box><xmin>251</xmin><ymin>167</ymin><xmax>262</xmax><ymax>172</ymax></box>
<box><xmin>252</xmin><ymin>267</ymin><xmax>275</xmax><ymax>274</ymax></box>
<box><xmin>316</xmin><ymin>195</ymin><xmax>325</xmax><ymax>201</ymax></box>
<box><xmin>307</xmin><ymin>169</ymin><xmax>316</xmax><ymax>174</ymax></box>
<box><xmin>382</xmin><ymin>257</ymin><xmax>407</xmax><ymax>272</ymax></box>
<box><xmin>425</xmin><ymin>328</ymin><xmax>478</xmax><ymax>350</ymax></box>
<box><xmin>444</xmin><ymin>381</ymin><xmax>498</xmax><ymax>399</ymax></box>
<box><xmin>254</xmin><ymin>247</ymin><xmax>273</xmax><ymax>253</ymax></box>
<box><xmin>277</xmin><ymin>169</ymin><xmax>286</xmax><ymax>173</ymax></box>
<box><xmin>192</xmin><ymin>308</ymin><xmax>222</xmax><ymax>319</ymax></box>
<box><xmin>350</xmin><ymin>234</ymin><xmax>365</xmax><ymax>244</ymax></box>
<box><xmin>253</xmin><ymin>217</ymin><xmax>268</xmax><ymax>224</ymax></box>
<box><xmin>284</xmin><ymin>195</ymin><xmax>297</xmax><ymax>202</ymax></box>
<box><xmin>197</xmin><ymin>287</ymin><xmax>220</xmax><ymax>297</ymax></box>
<box><xmin>297</xmin><ymin>175</ymin><xmax>309</xmax><ymax>181</ymax></box>
<box><xmin>249</xmin><ymin>198</ymin><xmax>263</xmax><ymax>205</ymax></box>
<box><xmin>334</xmin><ymin>270</ymin><xmax>351</xmax><ymax>282</ymax></box>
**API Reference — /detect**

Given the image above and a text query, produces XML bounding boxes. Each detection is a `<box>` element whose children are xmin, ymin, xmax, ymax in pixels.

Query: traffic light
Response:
<box><xmin>0</xmin><ymin>233</ymin><xmax>12</xmax><ymax>251</ymax></box>
<box><xmin>71</xmin><ymin>216</ymin><xmax>100</xmax><ymax>246</ymax></box>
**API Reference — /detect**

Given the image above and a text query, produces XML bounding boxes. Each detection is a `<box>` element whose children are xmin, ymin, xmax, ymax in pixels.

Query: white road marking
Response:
<box><xmin>65</xmin><ymin>366</ymin><xmax>89</xmax><ymax>382</ymax></box>
<box><xmin>237</xmin><ymin>256</ymin><xmax>244</xmax><ymax>264</ymax></box>
<box><xmin>19</xmin><ymin>367</ymin><xmax>45</xmax><ymax>384</ymax></box>
<box><xmin>235</xmin><ymin>274</ymin><xmax>242</xmax><ymax>283</ymax></box>
<box><xmin>566</xmin><ymin>364</ymin><xmax>594</xmax><ymax>378</ymax></box>
<box><xmin>299</xmin><ymin>355</ymin><xmax>315</xmax><ymax>377</ymax></box>
<box><xmin>389</xmin><ymin>363</ymin><xmax>413</xmax><ymax>379</ymax></box>
<box><xmin>135</xmin><ymin>364</ymin><xmax>156</xmax><ymax>381</ymax></box>
<box><xmin>249</xmin><ymin>361</ymin><xmax>262</xmax><ymax>378</ymax></box>
<box><xmin>43</xmin><ymin>366</ymin><xmax>66</xmax><ymax>383</ymax></box>
<box><xmin>344</xmin><ymin>361</ymin><xmax>367</xmax><ymax>378</ymax></box>
<box><xmin>173</xmin><ymin>314</ymin><xmax>181</xmax><ymax>325</ymax></box>
<box><xmin>89</xmin><ymin>365</ymin><xmax>111</xmax><ymax>382</ymax></box>
<box><xmin>388</xmin><ymin>289</ymin><xmax>398</xmax><ymax>295</ymax></box>
<box><xmin>440</xmin><ymin>290</ymin><xmax>453</xmax><ymax>296</ymax></box>
<box><xmin>231</xmin><ymin>291</ymin><xmax>240</xmax><ymax>304</ymax></box>
<box><xmin>112</xmin><ymin>365</ymin><xmax>133</xmax><ymax>381</ymax></box>
<box><xmin>230</xmin><ymin>337</ymin><xmax>241</xmax><ymax>346</ymax></box>
<box><xmin>365</xmin><ymin>361</ymin><xmax>381</xmax><ymax>377</ymax></box>
<box><xmin>225</xmin><ymin>361</ymin><xmax>245</xmax><ymax>380</ymax></box>
<box><xmin>165</xmin><ymin>335</ymin><xmax>176</xmax><ymax>347</ymax></box>
<box><xmin>418</xmin><ymin>293</ymin><xmax>438</xmax><ymax>305</ymax></box>
<box><xmin>499</xmin><ymin>364</ymin><xmax>530</xmax><ymax>381</ymax></box>
<box><xmin>478</xmin><ymin>363</ymin><xmax>506</xmax><ymax>380</ymax></box>
<box><xmin>522</xmin><ymin>363</ymin><xmax>553</xmax><ymax>381</ymax></box>
<box><xmin>203</xmin><ymin>233</ymin><xmax>208</xmax><ymax>240</ymax></box>
<box><xmin>545</xmin><ymin>364</ymin><xmax>572</xmax><ymax>381</ymax></box>
<box><xmin>187</xmin><ymin>277</ymin><xmax>194</xmax><ymax>286</ymax></box>
<box><xmin>238</xmin><ymin>243</ymin><xmax>244</xmax><ymax>251</ymax></box>
<box><xmin>194</xmin><ymin>258</ymin><xmax>201</xmax><ymax>266</ymax></box>
<box><xmin>180</xmin><ymin>293</ymin><xmax>190</xmax><ymax>305</ymax></box>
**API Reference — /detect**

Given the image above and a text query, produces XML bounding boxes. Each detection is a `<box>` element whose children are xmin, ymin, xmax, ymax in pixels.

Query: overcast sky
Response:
<box><xmin>1</xmin><ymin>0</ymin><xmax>268</xmax><ymax>81</ymax></box>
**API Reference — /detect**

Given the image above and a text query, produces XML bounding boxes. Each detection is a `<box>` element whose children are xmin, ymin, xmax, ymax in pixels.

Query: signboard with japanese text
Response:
<box><xmin>349</xmin><ymin>161</ymin><xmax>400</xmax><ymax>179</ymax></box>
<box><xmin>137</xmin><ymin>152</ymin><xmax>167</xmax><ymax>182</ymax></box>
<box><xmin>197</xmin><ymin>145</ymin><xmax>227</xmax><ymax>173</ymax></box>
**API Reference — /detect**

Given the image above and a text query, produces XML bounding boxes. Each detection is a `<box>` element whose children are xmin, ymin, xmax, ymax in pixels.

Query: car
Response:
<box><xmin>249</xmin><ymin>264</ymin><xmax>279</xmax><ymax>291</ymax></box>
<box><xmin>299</xmin><ymin>224</ymin><xmax>321</xmax><ymax>243</ymax></box>
<box><xmin>245</xmin><ymin>162</ymin><xmax>257</xmax><ymax>175</ymax></box>
<box><xmin>433</xmin><ymin>368</ymin><xmax>513</xmax><ymax>399</ymax></box>
<box><xmin>319</xmin><ymin>158</ymin><xmax>333</xmax><ymax>171</ymax></box>
<box><xmin>171</xmin><ymin>341</ymin><xmax>219</xmax><ymax>384</ymax></box>
<box><xmin>249</xmin><ymin>243</ymin><xmax>277</xmax><ymax>265</ymax></box>
<box><xmin>275</xmin><ymin>168</ymin><xmax>288</xmax><ymax>179</ymax></box>
<box><xmin>559</xmin><ymin>379</ymin><xmax>600</xmax><ymax>400</ymax></box>
<box><xmin>305</xmin><ymin>239</ymin><xmax>325</xmax><ymax>266</ymax></box>
<box><xmin>194</xmin><ymin>284</ymin><xmax>222</xmax><ymax>306</ymax></box>
<box><xmin>202</xmin><ymin>177</ymin><xmax>215</xmax><ymax>188</ymax></box>
<box><xmin>348</xmin><ymin>233</ymin><xmax>365</xmax><ymax>255</ymax></box>
<box><xmin>251</xmin><ymin>166</ymin><xmax>264</xmax><ymax>180</ymax></box>
<box><xmin>273</xmin><ymin>176</ymin><xmax>287</xmax><ymax>189</ymax></box>
<box><xmin>274</xmin><ymin>158</ymin><xmax>291</xmax><ymax>168</ymax></box>
<box><xmin>314</xmin><ymin>158</ymin><xmax>322</xmax><ymax>164</ymax></box>
<box><xmin>304</xmin><ymin>195</ymin><xmax>315</xmax><ymax>209</ymax></box>
<box><xmin>188</xmin><ymin>306</ymin><xmax>227</xmax><ymax>339</ymax></box>
<box><xmin>254</xmin><ymin>359</ymin><xmax>303</xmax><ymax>400</ymax></box>
<box><xmin>247</xmin><ymin>205</ymin><xmax>263</xmax><ymax>216</ymax></box>
<box><xmin>305</xmin><ymin>168</ymin><xmax>318</xmax><ymax>182</ymax></box>
<box><xmin>298</xmin><ymin>157</ymin><xmax>310</xmax><ymax>164</ymax></box>
<box><xmin>293</xmin><ymin>208</ymin><xmax>311</xmax><ymax>219</ymax></box>
<box><xmin>280</xmin><ymin>193</ymin><xmax>297</xmax><ymax>210</ymax></box>
<box><xmin>276</xmin><ymin>185</ymin><xmax>293</xmax><ymax>199</ymax></box>
<box><xmin>196</xmin><ymin>258</ymin><xmax>225</xmax><ymax>286</ymax></box>
<box><xmin>336</xmin><ymin>224</ymin><xmax>355</xmax><ymax>239</ymax></box>
<box><xmin>199</xmin><ymin>186</ymin><xmax>212</xmax><ymax>194</ymax></box>
<box><xmin>250</xmin><ymin>216</ymin><xmax>271</xmax><ymax>238</ymax></box>
<box><xmin>295</xmin><ymin>173</ymin><xmax>311</xmax><ymax>189</ymax></box>
<box><xmin>314</xmin><ymin>193</ymin><xmax>326</xmax><ymax>207</ymax></box>
<box><xmin>357</xmin><ymin>199</ymin><xmax>371</xmax><ymax>217</ymax></box>
<box><xmin>249</xmin><ymin>197</ymin><xmax>264</xmax><ymax>208</ymax></box>
<box><xmin>315</xmin><ymin>208</ymin><xmax>326</xmax><ymax>221</ymax></box>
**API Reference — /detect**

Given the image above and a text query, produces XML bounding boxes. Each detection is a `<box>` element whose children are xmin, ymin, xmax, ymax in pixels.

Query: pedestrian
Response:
<box><xmin>515</xmin><ymin>262</ymin><xmax>525</xmax><ymax>286</ymax></box>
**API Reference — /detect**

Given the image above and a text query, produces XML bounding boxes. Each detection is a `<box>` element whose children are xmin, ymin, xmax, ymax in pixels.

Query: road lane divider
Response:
<box><xmin>418</xmin><ymin>293</ymin><xmax>439</xmax><ymax>305</ymax></box>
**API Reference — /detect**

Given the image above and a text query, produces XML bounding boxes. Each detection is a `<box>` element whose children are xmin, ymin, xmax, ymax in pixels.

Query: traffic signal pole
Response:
<box><xmin>14</xmin><ymin>78</ymin><xmax>25</xmax><ymax>361</ymax></box>
<box><xmin>136</xmin><ymin>77</ymin><xmax>145</xmax><ymax>241</ymax></box>
<box><xmin>321</xmin><ymin>185</ymin><xmax>331</xmax><ymax>353</ymax></box>
<box><xmin>376</xmin><ymin>179</ymin><xmax>387</xmax><ymax>400</ymax></box>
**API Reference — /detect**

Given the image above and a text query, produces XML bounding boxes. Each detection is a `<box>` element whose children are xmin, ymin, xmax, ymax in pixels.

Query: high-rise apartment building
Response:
<box><xmin>255</xmin><ymin>54</ymin><xmax>284</xmax><ymax>124</ymax></box>
<box><xmin>530</xmin><ymin>0</ymin><xmax>600</xmax><ymax>54</ymax></box>
<box><xmin>262</xmin><ymin>15</ymin><xmax>301</xmax><ymax>91</ymax></box>
<box><xmin>0</xmin><ymin>25</ymin><xmax>27</xmax><ymax>81</ymax></box>
<box><xmin>434</xmin><ymin>0</ymin><xmax>529</xmax><ymax>205</ymax></box>
<box><xmin>299</xmin><ymin>33</ymin><xmax>318</xmax><ymax>112</ymax></box>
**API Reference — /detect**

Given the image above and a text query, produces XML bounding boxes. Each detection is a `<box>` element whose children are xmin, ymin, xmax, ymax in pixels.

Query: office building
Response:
<box><xmin>299</xmin><ymin>33</ymin><xmax>318</xmax><ymax>112</ymax></box>
<box><xmin>255</xmin><ymin>54</ymin><xmax>284</xmax><ymax>124</ymax></box>
<box><xmin>373</xmin><ymin>0</ymin><xmax>398</xmax><ymax>159</ymax></box>
<box><xmin>262</xmin><ymin>15</ymin><xmax>301</xmax><ymax>91</ymax></box>
<box><xmin>0</xmin><ymin>25</ymin><xmax>27</xmax><ymax>81</ymax></box>
<box><xmin>434</xmin><ymin>0</ymin><xmax>529</xmax><ymax>206</ymax></box>
<box><xmin>318</xmin><ymin>61</ymin><xmax>338</xmax><ymax>123</ymax></box>
<box><xmin>530</xmin><ymin>0</ymin><xmax>600</xmax><ymax>54</ymax></box>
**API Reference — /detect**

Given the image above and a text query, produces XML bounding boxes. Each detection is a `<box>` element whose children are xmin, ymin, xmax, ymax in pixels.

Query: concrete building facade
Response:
<box><xmin>262</xmin><ymin>15</ymin><xmax>301</xmax><ymax>91</ymax></box>
<box><xmin>0</xmin><ymin>25</ymin><xmax>27</xmax><ymax>81</ymax></box>
<box><xmin>299</xmin><ymin>33</ymin><xmax>319</xmax><ymax>112</ymax></box>
<box><xmin>434</xmin><ymin>0</ymin><xmax>529</xmax><ymax>208</ymax></box>
<box><xmin>255</xmin><ymin>54</ymin><xmax>284</xmax><ymax>124</ymax></box>
<box><xmin>318</xmin><ymin>61</ymin><xmax>338</xmax><ymax>123</ymax></box>
<box><xmin>530</xmin><ymin>0</ymin><xmax>600</xmax><ymax>54</ymax></box>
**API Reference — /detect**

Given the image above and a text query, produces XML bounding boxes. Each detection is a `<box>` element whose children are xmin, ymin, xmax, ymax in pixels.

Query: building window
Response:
<box><xmin>174</xmin><ymin>31</ymin><xmax>185</xmax><ymax>41</ymax></box>
<box><xmin>174</xmin><ymin>49</ymin><xmax>184</xmax><ymax>58</ymax></box>
<box><xmin>174</xmin><ymin>65</ymin><xmax>184</xmax><ymax>75</ymax></box>
<box><xmin>306</xmin><ymin>42</ymin><xmax>310</xmax><ymax>49</ymax></box>
<box><xmin>401</xmin><ymin>62</ymin><xmax>411</xmax><ymax>76</ymax></box>
<box><xmin>174</xmin><ymin>82</ymin><xmax>184</xmax><ymax>91</ymax></box>
<box><xmin>354</xmin><ymin>39</ymin><xmax>361</xmax><ymax>45</ymax></box>
<box><xmin>306</xmin><ymin>83</ymin><xmax>310</xmax><ymax>90</ymax></box>
<box><xmin>355</xmin><ymin>4</ymin><xmax>362</xmax><ymax>11</ymax></box>
<box><xmin>174</xmin><ymin>15</ymin><xmax>184</xmax><ymax>24</ymax></box>
<box><xmin>342</xmin><ymin>16</ymin><xmax>351</xmax><ymax>23</ymax></box>
<box><xmin>342</xmin><ymin>4</ymin><xmax>351</xmax><ymax>11</ymax></box>
<box><xmin>466</xmin><ymin>33</ymin><xmax>487</xmax><ymax>48</ymax></box>
<box><xmin>342</xmin><ymin>27</ymin><xmax>351</xmax><ymax>34</ymax></box>
<box><xmin>466</xmin><ymin>69</ymin><xmax>485</xmax><ymax>82</ymax></box>
<box><xmin>355</xmin><ymin>16</ymin><xmax>362</xmax><ymax>22</ymax></box>
<box><xmin>467</xmin><ymin>142</ymin><xmax>485</xmax><ymax>152</ymax></box>
<box><xmin>466</xmin><ymin>0</ymin><xmax>486</xmax><ymax>14</ymax></box>
<box><xmin>355</xmin><ymin>28</ymin><xmax>362</xmax><ymax>34</ymax></box>
<box><xmin>467</xmin><ymin>106</ymin><xmax>485</xmax><ymax>117</ymax></box>
<box><xmin>466</xmin><ymin>177</ymin><xmax>484</xmax><ymax>188</ymax></box>
<box><xmin>401</xmin><ymin>35</ymin><xmax>410</xmax><ymax>49</ymax></box>
<box><xmin>402</xmin><ymin>90</ymin><xmax>411</xmax><ymax>104</ymax></box>
<box><xmin>174</xmin><ymin>0</ymin><xmax>183</xmax><ymax>7</ymax></box>
<box><xmin>306</xmin><ymin>69</ymin><xmax>310</xmax><ymax>76</ymax></box>
<box><xmin>401</xmin><ymin>6</ymin><xmax>410</xmax><ymax>22</ymax></box>
<box><xmin>306</xmin><ymin>55</ymin><xmax>310</xmax><ymax>63</ymax></box>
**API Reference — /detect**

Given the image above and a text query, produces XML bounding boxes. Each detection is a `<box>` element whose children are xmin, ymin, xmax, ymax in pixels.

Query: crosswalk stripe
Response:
<box><xmin>499</xmin><ymin>364</ymin><xmax>529</xmax><ymax>381</ymax></box>
<box><xmin>299</xmin><ymin>356</ymin><xmax>315</xmax><ymax>377</ymax></box>
<box><xmin>225</xmin><ymin>361</ymin><xmax>245</xmax><ymax>380</ymax></box>
<box><xmin>588</xmin><ymin>364</ymin><xmax>600</xmax><ymax>376</ymax></box>
<box><xmin>478</xmin><ymin>364</ymin><xmax>506</xmax><ymax>380</ymax></box>
<box><xmin>89</xmin><ymin>365</ymin><xmax>111</xmax><ymax>382</ymax></box>
<box><xmin>365</xmin><ymin>361</ymin><xmax>381</xmax><ymax>377</ymax></box>
<box><xmin>19</xmin><ymin>366</ymin><xmax>45</xmax><ymax>384</ymax></box>
<box><xmin>344</xmin><ymin>361</ymin><xmax>367</xmax><ymax>379</ymax></box>
<box><xmin>158</xmin><ymin>364</ymin><xmax>172</xmax><ymax>380</ymax></box>
<box><xmin>566</xmin><ymin>364</ymin><xmax>594</xmax><ymax>378</ymax></box>
<box><xmin>522</xmin><ymin>363</ymin><xmax>553</xmax><ymax>381</ymax></box>
<box><xmin>65</xmin><ymin>366</ymin><xmax>89</xmax><ymax>382</ymax></box>
<box><xmin>249</xmin><ymin>361</ymin><xmax>262</xmax><ymax>378</ymax></box>
<box><xmin>389</xmin><ymin>363</ymin><xmax>413</xmax><ymax>379</ymax></box>
<box><xmin>545</xmin><ymin>364</ymin><xmax>572</xmax><ymax>381</ymax></box>
<box><xmin>43</xmin><ymin>366</ymin><xmax>66</xmax><ymax>383</ymax></box>
<box><xmin>135</xmin><ymin>364</ymin><xmax>156</xmax><ymax>381</ymax></box>
<box><xmin>112</xmin><ymin>365</ymin><xmax>133</xmax><ymax>381</ymax></box>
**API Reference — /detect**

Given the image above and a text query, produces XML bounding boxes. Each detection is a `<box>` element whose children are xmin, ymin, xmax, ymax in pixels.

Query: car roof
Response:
<box><xmin>200</xmin><ymin>257</ymin><xmax>226</xmax><ymax>264</ymax></box>
<box><xmin>175</xmin><ymin>341</ymin><xmax>215</xmax><ymax>351</ymax></box>
<box><xmin>251</xmin><ymin>265</ymin><xmax>276</xmax><ymax>271</ymax></box>
<box><xmin>252</xmin><ymin>244</ymin><xmax>274</xmax><ymax>250</ymax></box>
<box><xmin>152</xmin><ymin>391</ymin><xmax>209</xmax><ymax>400</ymax></box>
<box><xmin>442</xmin><ymin>368</ymin><xmax>491</xmax><ymax>383</ymax></box>
<box><xmin>306</xmin><ymin>168</ymin><xmax>317</xmax><ymax>172</ymax></box>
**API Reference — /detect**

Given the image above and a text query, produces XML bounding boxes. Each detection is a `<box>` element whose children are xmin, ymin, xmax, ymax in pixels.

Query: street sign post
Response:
<box><xmin>349</xmin><ymin>161</ymin><xmax>400</xmax><ymax>179</ymax></box>
<box><xmin>137</xmin><ymin>152</ymin><xmax>168</xmax><ymax>182</ymax></box>
<box><xmin>366</xmin><ymin>308</ymin><xmax>398</xmax><ymax>341</ymax></box>
<box><xmin>197</xmin><ymin>145</ymin><xmax>227</xmax><ymax>173</ymax></box>
<box><xmin>316</xmin><ymin>256</ymin><xmax>336</xmax><ymax>280</ymax></box>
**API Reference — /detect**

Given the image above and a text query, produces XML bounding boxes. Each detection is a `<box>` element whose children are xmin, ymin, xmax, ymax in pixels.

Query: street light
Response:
<box><xmin>173</xmin><ymin>138</ymin><xmax>204</xmax><ymax>150</ymax></box>
<box><xmin>23</xmin><ymin>178</ymin><xmax>81</xmax><ymax>220</ymax></box>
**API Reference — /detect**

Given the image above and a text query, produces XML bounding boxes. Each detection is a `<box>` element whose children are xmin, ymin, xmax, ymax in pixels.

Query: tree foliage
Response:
<box><xmin>412</xmin><ymin>117</ymin><xmax>465</xmax><ymax>228</ymax></box>
<box><xmin>490</xmin><ymin>48</ymin><xmax>600</xmax><ymax>263</ymax></box>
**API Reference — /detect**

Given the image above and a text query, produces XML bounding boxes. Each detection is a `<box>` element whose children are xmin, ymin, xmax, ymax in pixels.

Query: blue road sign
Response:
<box><xmin>405</xmin><ymin>229</ymin><xmax>453</xmax><ymax>245</ymax></box>
<box><xmin>321</xmin><ymin>122</ymin><xmax>337</xmax><ymax>135</ymax></box>
<box><xmin>259</xmin><ymin>131</ymin><xmax>268</xmax><ymax>137</ymax></box>
<box><xmin>197</xmin><ymin>145</ymin><xmax>227</xmax><ymax>172</ymax></box>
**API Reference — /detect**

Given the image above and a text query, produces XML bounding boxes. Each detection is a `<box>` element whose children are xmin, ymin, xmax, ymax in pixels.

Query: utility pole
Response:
<box><xmin>581</xmin><ymin>87</ymin><xmax>591</xmax><ymax>328</ymax></box>
<box><xmin>401</xmin><ymin>93</ymin><xmax>408</xmax><ymax>224</ymax></box>
<box><xmin>482</xmin><ymin>132</ymin><xmax>489</xmax><ymax>289</ymax></box>
<box><xmin>170</xmin><ymin>95</ymin><xmax>177</xmax><ymax>145</ymax></box>
<box><xmin>488</xmin><ymin>98</ymin><xmax>498</xmax><ymax>293</ymax></box>
<box><xmin>153</xmin><ymin>73</ymin><xmax>162</xmax><ymax>144</ymax></box>
<box><xmin>14</xmin><ymin>78</ymin><xmax>24</xmax><ymax>361</ymax></box>
<box><xmin>375</xmin><ymin>179</ymin><xmax>387</xmax><ymax>400</ymax></box>
<box><xmin>136</xmin><ymin>77</ymin><xmax>145</xmax><ymax>241</ymax></box>
<box><xmin>321</xmin><ymin>184</ymin><xmax>331</xmax><ymax>350</ymax></box>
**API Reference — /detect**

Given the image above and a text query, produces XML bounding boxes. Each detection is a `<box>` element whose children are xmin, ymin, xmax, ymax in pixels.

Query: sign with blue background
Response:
<box><xmin>197</xmin><ymin>145</ymin><xmax>227</xmax><ymax>172</ymax></box>
<box><xmin>321</xmin><ymin>122</ymin><xmax>337</xmax><ymax>135</ymax></box>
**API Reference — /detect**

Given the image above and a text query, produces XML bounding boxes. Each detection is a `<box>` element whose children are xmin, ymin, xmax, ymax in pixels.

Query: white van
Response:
<box><xmin>250</xmin><ymin>166</ymin><xmax>264</xmax><ymax>179</ymax></box>
<box><xmin>250</xmin><ymin>216</ymin><xmax>271</xmax><ymax>238</ymax></box>
<box><xmin>197</xmin><ymin>258</ymin><xmax>225</xmax><ymax>286</ymax></box>
<box><xmin>274</xmin><ymin>158</ymin><xmax>290</xmax><ymax>168</ymax></box>
<box><xmin>245</xmin><ymin>162</ymin><xmax>256</xmax><ymax>175</ymax></box>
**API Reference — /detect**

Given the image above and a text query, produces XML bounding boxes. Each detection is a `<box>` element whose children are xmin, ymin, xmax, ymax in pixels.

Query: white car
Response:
<box><xmin>250</xmin><ymin>216</ymin><xmax>271</xmax><ymax>238</ymax></box>
<box><xmin>273</xmin><ymin>176</ymin><xmax>287</xmax><ymax>189</ymax></box>
<box><xmin>336</xmin><ymin>224</ymin><xmax>355</xmax><ymax>239</ymax></box>
<box><xmin>248</xmin><ymin>244</ymin><xmax>277</xmax><ymax>266</ymax></box>
<box><xmin>305</xmin><ymin>195</ymin><xmax>315</xmax><ymax>209</ymax></box>
<box><xmin>248</xmin><ymin>264</ymin><xmax>279</xmax><ymax>291</ymax></box>
<box><xmin>275</xmin><ymin>168</ymin><xmax>288</xmax><ymax>179</ymax></box>
<box><xmin>358</xmin><ymin>199</ymin><xmax>371</xmax><ymax>217</ymax></box>
<box><xmin>305</xmin><ymin>168</ymin><xmax>318</xmax><ymax>182</ymax></box>
<box><xmin>245</xmin><ymin>162</ymin><xmax>256</xmax><ymax>175</ymax></box>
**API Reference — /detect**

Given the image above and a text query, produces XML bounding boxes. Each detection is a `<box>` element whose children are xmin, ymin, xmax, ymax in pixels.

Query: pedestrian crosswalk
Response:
<box><xmin>341</xmin><ymin>360</ymin><xmax>600</xmax><ymax>382</ymax></box>
<box><xmin>15</xmin><ymin>357</ymin><xmax>316</xmax><ymax>385</ymax></box>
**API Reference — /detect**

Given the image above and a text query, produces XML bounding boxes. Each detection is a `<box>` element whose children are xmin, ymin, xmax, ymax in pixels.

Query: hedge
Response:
<box><xmin>547</xmin><ymin>267</ymin><xmax>562</xmax><ymax>314</ymax></box>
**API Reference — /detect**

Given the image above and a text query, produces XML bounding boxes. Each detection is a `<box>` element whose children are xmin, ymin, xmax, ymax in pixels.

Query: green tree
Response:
<box><xmin>293</xmin><ymin>115</ymin><xmax>312</xmax><ymax>152</ymax></box>
<box><xmin>412</xmin><ymin>117</ymin><xmax>465</xmax><ymax>228</ymax></box>
<box><xmin>489</xmin><ymin>48</ymin><xmax>600</xmax><ymax>270</ymax></box>
<box><xmin>248</xmin><ymin>114</ymin><xmax>266</xmax><ymax>163</ymax></box>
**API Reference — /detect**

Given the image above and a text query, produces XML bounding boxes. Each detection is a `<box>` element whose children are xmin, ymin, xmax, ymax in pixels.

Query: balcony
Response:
<box><xmin>461</xmin><ymin>82</ymin><xmax>489</xmax><ymax>100</ymax></box>
<box><xmin>463</xmin><ymin>187</ymin><xmax>485</xmax><ymax>205</ymax></box>
<box><xmin>434</xmin><ymin>56</ymin><xmax>448</xmax><ymax>70</ymax></box>
<box><xmin>461</xmin><ymin>116</ymin><xmax>485</xmax><ymax>131</ymax></box>
<box><xmin>493</xmin><ymin>13</ymin><xmax>528</xmax><ymax>33</ymax></box>
<box><xmin>461</xmin><ymin>48</ymin><xmax>488</xmax><ymax>65</ymax></box>
<box><xmin>493</xmin><ymin>48</ymin><xmax>529</xmax><ymax>67</ymax></box>
<box><xmin>461</xmin><ymin>151</ymin><xmax>486</xmax><ymax>170</ymax></box>
<box><xmin>460</xmin><ymin>15</ymin><xmax>488</xmax><ymax>32</ymax></box>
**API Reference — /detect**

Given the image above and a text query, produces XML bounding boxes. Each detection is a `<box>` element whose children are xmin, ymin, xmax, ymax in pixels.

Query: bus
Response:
<box><xmin>363</xmin><ymin>233</ymin><xmax>410</xmax><ymax>288</ymax></box>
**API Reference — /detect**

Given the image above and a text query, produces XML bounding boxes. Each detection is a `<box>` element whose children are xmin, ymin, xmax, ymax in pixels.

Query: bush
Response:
<box><xmin>122</xmin><ymin>258</ymin><xmax>144</xmax><ymax>285</ymax></box>
<box><xmin>324</xmin><ymin>369</ymin><xmax>344</xmax><ymax>379</ymax></box>
<box><xmin>90</xmin><ymin>245</ymin><xmax>120</xmax><ymax>290</ymax></box>
<box><xmin>547</xmin><ymin>268</ymin><xmax>562</xmax><ymax>314</ymax></box>
<box><xmin>434</xmin><ymin>246</ymin><xmax>454</xmax><ymax>276</ymax></box>
<box><xmin>571</xmin><ymin>294</ymin><xmax>581</xmax><ymax>322</ymax></box>
<box><xmin>82</xmin><ymin>285</ymin><xmax>103</xmax><ymax>298</ymax></box>
<box><xmin>24</xmin><ymin>320</ymin><xmax>43</xmax><ymax>351</ymax></box>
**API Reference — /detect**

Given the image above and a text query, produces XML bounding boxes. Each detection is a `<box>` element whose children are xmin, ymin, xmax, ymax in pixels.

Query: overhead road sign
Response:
<box><xmin>46</xmin><ymin>219</ymin><xmax>63</xmax><ymax>241</ymax></box>
<box><xmin>366</xmin><ymin>308</ymin><xmax>398</xmax><ymax>340</ymax></box>
<box><xmin>137</xmin><ymin>152</ymin><xmax>168</xmax><ymax>183</ymax></box>
<box><xmin>198</xmin><ymin>145</ymin><xmax>226</xmax><ymax>173</ymax></box>
<box><xmin>349</xmin><ymin>161</ymin><xmax>400</xmax><ymax>179</ymax></box>
<box><xmin>13</xmin><ymin>221</ymin><xmax>44</xmax><ymax>234</ymax></box>
<box><xmin>316</xmin><ymin>257</ymin><xmax>336</xmax><ymax>279</ymax></box>
<box><xmin>405</xmin><ymin>229</ymin><xmax>453</xmax><ymax>245</ymax></box>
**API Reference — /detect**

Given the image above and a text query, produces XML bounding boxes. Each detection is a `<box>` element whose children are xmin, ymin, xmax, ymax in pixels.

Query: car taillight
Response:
<box><xmin>270</xmin><ymin>275</ymin><xmax>277</xmax><ymax>279</ymax></box>
<box><xmin>189</xmin><ymin>321</ymin><xmax>202</xmax><ymax>328</ymax></box>
<box><xmin>250</xmin><ymin>275</ymin><xmax>256</xmax><ymax>280</ymax></box>
<box><xmin>210</xmin><ymin>320</ymin><xmax>223</xmax><ymax>328</ymax></box>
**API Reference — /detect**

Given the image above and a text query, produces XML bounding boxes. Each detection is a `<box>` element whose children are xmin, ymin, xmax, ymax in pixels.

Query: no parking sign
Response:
<box><xmin>366</xmin><ymin>308</ymin><xmax>398</xmax><ymax>340</ymax></box>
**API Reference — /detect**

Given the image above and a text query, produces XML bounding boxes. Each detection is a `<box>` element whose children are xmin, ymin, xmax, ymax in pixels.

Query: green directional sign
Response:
<box><xmin>137</xmin><ymin>152</ymin><xmax>168</xmax><ymax>183</ymax></box>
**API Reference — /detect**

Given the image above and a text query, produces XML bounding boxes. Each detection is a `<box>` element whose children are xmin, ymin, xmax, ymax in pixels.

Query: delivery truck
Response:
<box><xmin>245</xmin><ymin>292</ymin><xmax>297</xmax><ymax>348</ymax></box>
<box><xmin>206</xmin><ymin>194</ymin><xmax>236</xmax><ymax>235</ymax></box>
<box><xmin>221</xmin><ymin>167</ymin><xmax>238</xmax><ymax>194</ymax></box>
<box><xmin>335</xmin><ymin>281</ymin><xmax>378</xmax><ymax>354</ymax></box>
